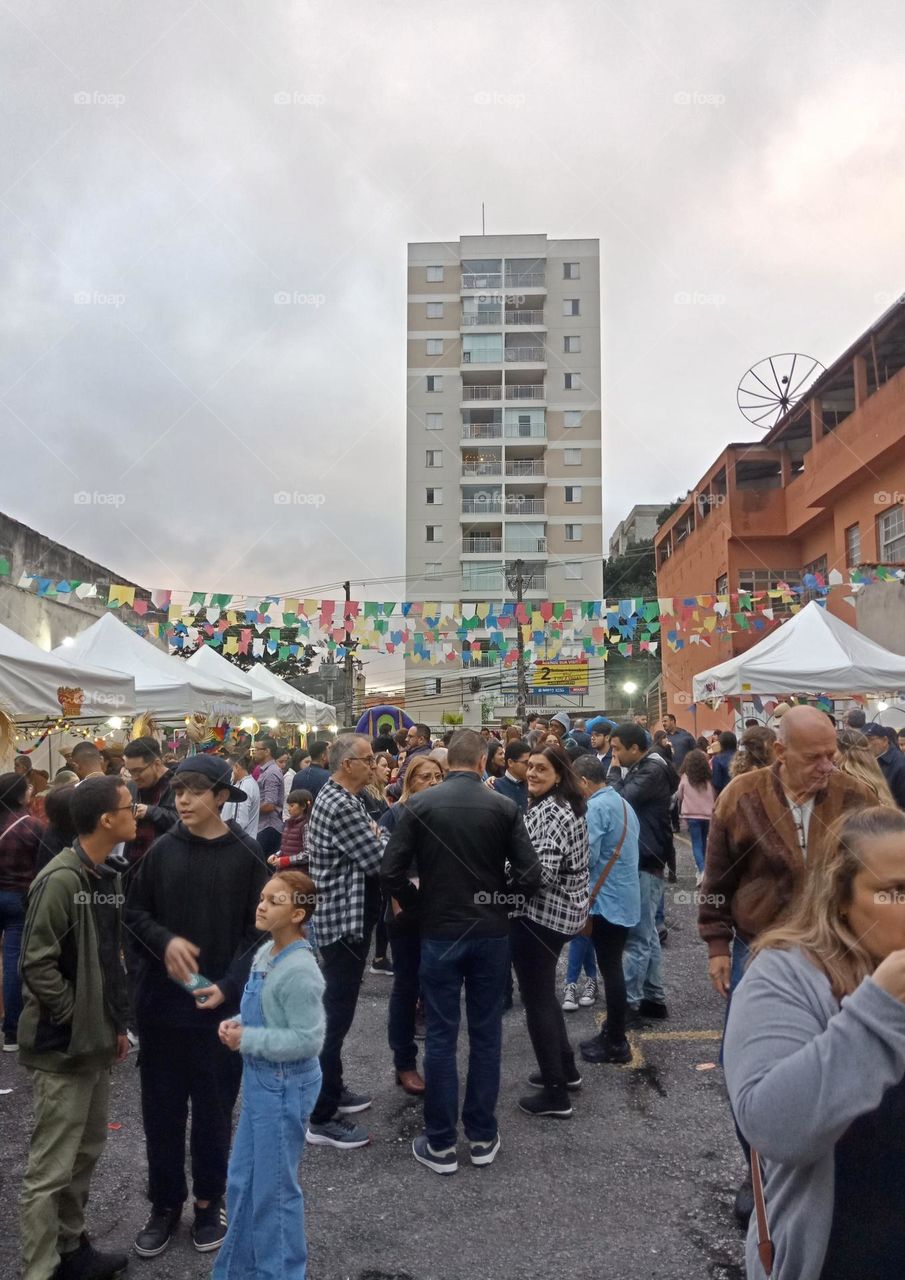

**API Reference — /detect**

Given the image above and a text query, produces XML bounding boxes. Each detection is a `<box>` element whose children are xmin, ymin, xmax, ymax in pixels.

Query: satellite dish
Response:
<box><xmin>737</xmin><ymin>353</ymin><xmax>825</xmax><ymax>430</ymax></box>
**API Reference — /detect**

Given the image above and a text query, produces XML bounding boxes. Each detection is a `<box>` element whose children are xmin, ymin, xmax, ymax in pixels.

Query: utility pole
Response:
<box><xmin>506</xmin><ymin>558</ymin><xmax>528</xmax><ymax>723</ymax></box>
<box><xmin>343</xmin><ymin>580</ymin><xmax>354</xmax><ymax>729</ymax></box>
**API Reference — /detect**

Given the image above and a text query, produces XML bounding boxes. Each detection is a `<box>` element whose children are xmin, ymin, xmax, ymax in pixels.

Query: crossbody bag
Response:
<box><xmin>578</xmin><ymin>798</ymin><xmax>628</xmax><ymax>937</ymax></box>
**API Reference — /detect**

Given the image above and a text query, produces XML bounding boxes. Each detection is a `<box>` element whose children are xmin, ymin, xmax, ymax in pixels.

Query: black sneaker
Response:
<box><xmin>580</xmin><ymin>1035</ymin><xmax>632</xmax><ymax>1065</ymax></box>
<box><xmin>57</xmin><ymin>1235</ymin><xmax>129</xmax><ymax>1278</ymax></box>
<box><xmin>527</xmin><ymin>1069</ymin><xmax>582</xmax><ymax>1091</ymax></box>
<box><xmin>412</xmin><ymin>1134</ymin><xmax>458</xmax><ymax>1174</ymax></box>
<box><xmin>336</xmin><ymin>1087</ymin><xmax>372</xmax><ymax>1114</ymax></box>
<box><xmin>517</xmin><ymin>1089</ymin><xmax>572</xmax><ymax>1118</ymax></box>
<box><xmin>134</xmin><ymin>1208</ymin><xmax>181</xmax><ymax>1258</ymax></box>
<box><xmin>639</xmin><ymin>999</ymin><xmax>669</xmax><ymax>1020</ymax></box>
<box><xmin>369</xmin><ymin>956</ymin><xmax>394</xmax><ymax>976</ymax></box>
<box><xmin>191</xmin><ymin>1199</ymin><xmax>227</xmax><ymax>1252</ymax></box>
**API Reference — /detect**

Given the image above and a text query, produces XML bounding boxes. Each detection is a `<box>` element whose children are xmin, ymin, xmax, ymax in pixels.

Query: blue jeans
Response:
<box><xmin>214</xmin><ymin>1056</ymin><xmax>322</xmax><ymax>1280</ymax></box>
<box><xmin>0</xmin><ymin>890</ymin><xmax>26</xmax><ymax>1039</ymax></box>
<box><xmin>623</xmin><ymin>871</ymin><xmax>666</xmax><ymax>1006</ymax></box>
<box><xmin>419</xmin><ymin>934</ymin><xmax>509</xmax><ymax>1149</ymax></box>
<box><xmin>686</xmin><ymin>818</ymin><xmax>710</xmax><ymax>874</ymax></box>
<box><xmin>387</xmin><ymin>927</ymin><xmax>420</xmax><ymax>1072</ymax></box>
<box><xmin>565</xmin><ymin>934</ymin><xmax>597</xmax><ymax>984</ymax></box>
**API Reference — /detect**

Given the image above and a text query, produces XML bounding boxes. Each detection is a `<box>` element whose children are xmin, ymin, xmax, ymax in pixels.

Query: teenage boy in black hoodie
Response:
<box><xmin>125</xmin><ymin>756</ymin><xmax>266</xmax><ymax>1259</ymax></box>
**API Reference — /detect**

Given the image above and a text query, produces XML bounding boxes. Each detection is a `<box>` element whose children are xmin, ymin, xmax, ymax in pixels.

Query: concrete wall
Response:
<box><xmin>855</xmin><ymin>580</ymin><xmax>905</xmax><ymax>655</ymax></box>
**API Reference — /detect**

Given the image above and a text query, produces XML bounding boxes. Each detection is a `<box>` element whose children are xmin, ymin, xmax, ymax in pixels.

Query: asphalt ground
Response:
<box><xmin>0</xmin><ymin>835</ymin><xmax>747</xmax><ymax>1280</ymax></box>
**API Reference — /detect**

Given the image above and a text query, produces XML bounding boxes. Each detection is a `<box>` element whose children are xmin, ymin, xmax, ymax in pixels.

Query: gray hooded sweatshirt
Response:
<box><xmin>724</xmin><ymin>946</ymin><xmax>905</xmax><ymax>1279</ymax></box>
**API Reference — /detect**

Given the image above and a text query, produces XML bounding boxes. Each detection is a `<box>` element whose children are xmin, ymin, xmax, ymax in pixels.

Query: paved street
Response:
<box><xmin>1</xmin><ymin>837</ymin><xmax>746</xmax><ymax>1280</ymax></box>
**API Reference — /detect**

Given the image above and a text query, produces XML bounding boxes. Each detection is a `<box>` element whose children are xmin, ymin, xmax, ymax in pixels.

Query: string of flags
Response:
<box><xmin>4</xmin><ymin>558</ymin><xmax>902</xmax><ymax>667</ymax></box>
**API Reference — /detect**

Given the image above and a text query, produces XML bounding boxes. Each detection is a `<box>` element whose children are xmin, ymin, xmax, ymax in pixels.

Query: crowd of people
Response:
<box><xmin>3</xmin><ymin>700</ymin><xmax>905</xmax><ymax>1277</ymax></box>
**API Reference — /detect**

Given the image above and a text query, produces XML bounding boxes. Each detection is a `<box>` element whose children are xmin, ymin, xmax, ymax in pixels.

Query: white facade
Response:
<box><xmin>608</xmin><ymin>504</ymin><xmax>664</xmax><ymax>558</ymax></box>
<box><xmin>405</xmin><ymin>234</ymin><xmax>603</xmax><ymax>724</ymax></box>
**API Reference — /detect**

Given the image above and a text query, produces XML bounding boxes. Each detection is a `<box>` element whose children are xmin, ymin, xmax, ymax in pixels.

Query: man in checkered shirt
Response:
<box><xmin>305</xmin><ymin>734</ymin><xmax>384</xmax><ymax>1150</ymax></box>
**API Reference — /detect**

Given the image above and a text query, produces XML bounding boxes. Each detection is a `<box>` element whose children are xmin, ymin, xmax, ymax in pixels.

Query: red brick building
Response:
<box><xmin>655</xmin><ymin>297</ymin><xmax>905</xmax><ymax>731</ymax></box>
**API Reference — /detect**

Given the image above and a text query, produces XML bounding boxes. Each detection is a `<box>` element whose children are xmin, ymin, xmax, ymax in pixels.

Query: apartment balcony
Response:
<box><xmin>522</xmin><ymin>574</ymin><xmax>547</xmax><ymax>592</ymax></box>
<box><xmin>505</xmin><ymin>309</ymin><xmax>545</xmax><ymax>326</ymax></box>
<box><xmin>462</xmin><ymin>461</ymin><xmax>502</xmax><ymax>476</ymax></box>
<box><xmin>463</xmin><ymin>577</ymin><xmax>506</xmax><ymax>595</ymax></box>
<box><xmin>505</xmin><ymin>384</ymin><xmax>544</xmax><ymax>400</ymax></box>
<box><xmin>462</xmin><ymin>385</ymin><xmax>503</xmax><ymax>401</ymax></box>
<box><xmin>462</xmin><ymin>272</ymin><xmax>503</xmax><ymax>290</ymax></box>
<box><xmin>461</xmin><ymin>310</ymin><xmax>503</xmax><ymax>327</ymax></box>
<box><xmin>504</xmin><ymin>421</ymin><xmax>546</xmax><ymax>440</ymax></box>
<box><xmin>461</xmin><ymin>422</ymin><xmax>503</xmax><ymax>440</ymax></box>
<box><xmin>462</xmin><ymin>499</ymin><xmax>503</xmax><ymax>515</ymax></box>
<box><xmin>505</xmin><ymin>272</ymin><xmax>545</xmax><ymax>289</ymax></box>
<box><xmin>463</xmin><ymin>535</ymin><xmax>503</xmax><ymax>553</ymax></box>
<box><xmin>505</xmin><ymin>537</ymin><xmax>547</xmax><ymax>554</ymax></box>
<box><xmin>504</xmin><ymin>346</ymin><xmax>545</xmax><ymax>363</ymax></box>
<box><xmin>505</xmin><ymin>459</ymin><xmax>545</xmax><ymax>477</ymax></box>
<box><xmin>505</xmin><ymin>497</ymin><xmax>545</xmax><ymax>516</ymax></box>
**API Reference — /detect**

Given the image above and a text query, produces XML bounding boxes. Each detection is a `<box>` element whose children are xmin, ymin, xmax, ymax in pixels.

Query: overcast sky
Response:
<box><xmin>2</xmin><ymin>1</ymin><xmax>905</xmax><ymax>685</ymax></box>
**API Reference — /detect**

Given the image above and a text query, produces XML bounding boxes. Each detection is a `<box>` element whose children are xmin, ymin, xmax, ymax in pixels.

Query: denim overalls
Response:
<box><xmin>214</xmin><ymin>940</ymin><xmax>322</xmax><ymax>1280</ymax></box>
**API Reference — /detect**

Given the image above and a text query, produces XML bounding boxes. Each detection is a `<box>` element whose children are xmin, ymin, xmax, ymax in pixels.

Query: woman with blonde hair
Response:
<box><xmin>724</xmin><ymin>806</ymin><xmax>905</xmax><ymax>1278</ymax></box>
<box><xmin>730</xmin><ymin>726</ymin><xmax>777</xmax><ymax>779</ymax></box>
<box><xmin>834</xmin><ymin>728</ymin><xmax>896</xmax><ymax>807</ymax></box>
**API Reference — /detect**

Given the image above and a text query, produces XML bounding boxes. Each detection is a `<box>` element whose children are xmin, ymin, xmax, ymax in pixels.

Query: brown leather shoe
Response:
<box><xmin>396</xmin><ymin>1069</ymin><xmax>426</xmax><ymax>1095</ymax></box>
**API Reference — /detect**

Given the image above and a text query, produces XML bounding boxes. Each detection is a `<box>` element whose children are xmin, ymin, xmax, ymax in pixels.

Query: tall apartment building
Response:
<box><xmin>405</xmin><ymin>233</ymin><xmax>603</xmax><ymax>722</ymax></box>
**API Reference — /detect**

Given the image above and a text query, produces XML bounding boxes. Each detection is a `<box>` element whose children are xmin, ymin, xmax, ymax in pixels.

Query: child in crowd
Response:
<box><xmin>214</xmin><ymin>871</ymin><xmax>325</xmax><ymax>1280</ymax></box>
<box><xmin>269</xmin><ymin>790</ymin><xmax>314</xmax><ymax>870</ymax></box>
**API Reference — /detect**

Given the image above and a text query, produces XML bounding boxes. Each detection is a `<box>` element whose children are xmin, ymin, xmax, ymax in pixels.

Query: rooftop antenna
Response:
<box><xmin>481</xmin><ymin>202</ymin><xmax>485</xmax><ymax>235</ymax></box>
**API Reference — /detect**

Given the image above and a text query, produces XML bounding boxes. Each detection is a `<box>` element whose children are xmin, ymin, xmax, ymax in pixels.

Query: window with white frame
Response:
<box><xmin>426</xmin><ymin>338</ymin><xmax>443</xmax><ymax>356</ymax></box>
<box><xmin>426</xmin><ymin>375</ymin><xmax>442</xmax><ymax>392</ymax></box>
<box><xmin>878</xmin><ymin>506</ymin><xmax>905</xmax><ymax>561</ymax></box>
<box><xmin>845</xmin><ymin>523</ymin><xmax>861</xmax><ymax>568</ymax></box>
<box><xmin>426</xmin><ymin>487</ymin><xmax>443</xmax><ymax>505</ymax></box>
<box><xmin>564</xmin><ymin>262</ymin><xmax>580</xmax><ymax>279</ymax></box>
<box><xmin>424</xmin><ymin>562</ymin><xmax>442</xmax><ymax>579</ymax></box>
<box><xmin>425</xmin><ymin>412</ymin><xmax>443</xmax><ymax>430</ymax></box>
<box><xmin>564</xmin><ymin>336</ymin><xmax>581</xmax><ymax>353</ymax></box>
<box><xmin>564</xmin><ymin>448</ymin><xmax>582</xmax><ymax>465</ymax></box>
<box><xmin>425</xmin><ymin>449</ymin><xmax>443</xmax><ymax>467</ymax></box>
<box><xmin>426</xmin><ymin>525</ymin><xmax>443</xmax><ymax>542</ymax></box>
<box><xmin>426</xmin><ymin>302</ymin><xmax>443</xmax><ymax>318</ymax></box>
<box><xmin>563</xmin><ymin>298</ymin><xmax>580</xmax><ymax>316</ymax></box>
<box><xmin>565</xmin><ymin>562</ymin><xmax>583</xmax><ymax>579</ymax></box>
<box><xmin>564</xmin><ymin>410</ymin><xmax>583</xmax><ymax>428</ymax></box>
<box><xmin>564</xmin><ymin>372</ymin><xmax>581</xmax><ymax>390</ymax></box>
<box><xmin>426</xmin><ymin>265</ymin><xmax>444</xmax><ymax>282</ymax></box>
<box><xmin>565</xmin><ymin>486</ymin><xmax>582</xmax><ymax>503</ymax></box>
<box><xmin>565</xmin><ymin>524</ymin><xmax>583</xmax><ymax>541</ymax></box>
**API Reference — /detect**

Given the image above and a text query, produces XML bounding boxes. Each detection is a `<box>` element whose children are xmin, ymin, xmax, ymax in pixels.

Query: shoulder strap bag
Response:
<box><xmin>578</xmin><ymin>798</ymin><xmax>628</xmax><ymax>937</ymax></box>
<box><xmin>751</xmin><ymin>1149</ymin><xmax>774</xmax><ymax>1275</ymax></box>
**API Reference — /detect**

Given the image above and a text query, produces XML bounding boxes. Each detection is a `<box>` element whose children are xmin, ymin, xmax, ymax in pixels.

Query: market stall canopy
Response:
<box><xmin>240</xmin><ymin>663</ymin><xmax>335</xmax><ymax>727</ymax></box>
<box><xmin>692</xmin><ymin>601</ymin><xmax>905</xmax><ymax>700</ymax></box>
<box><xmin>53</xmin><ymin>614</ymin><xmax>252</xmax><ymax>719</ymax></box>
<box><xmin>0</xmin><ymin>620</ymin><xmax>136</xmax><ymax>719</ymax></box>
<box><xmin>185</xmin><ymin>644</ymin><xmax>278</xmax><ymax>721</ymax></box>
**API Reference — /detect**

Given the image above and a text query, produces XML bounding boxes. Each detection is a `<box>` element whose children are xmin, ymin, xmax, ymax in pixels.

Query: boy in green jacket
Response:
<box><xmin>19</xmin><ymin>775</ymin><xmax>136</xmax><ymax>1280</ymax></box>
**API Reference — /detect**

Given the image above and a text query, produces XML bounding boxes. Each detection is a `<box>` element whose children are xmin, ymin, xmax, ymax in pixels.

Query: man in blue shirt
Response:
<box><xmin>711</xmin><ymin>731</ymin><xmax>738</xmax><ymax>795</ymax></box>
<box><xmin>490</xmin><ymin>740</ymin><xmax>530</xmax><ymax>811</ymax></box>
<box><xmin>291</xmin><ymin>740</ymin><xmax>331</xmax><ymax>799</ymax></box>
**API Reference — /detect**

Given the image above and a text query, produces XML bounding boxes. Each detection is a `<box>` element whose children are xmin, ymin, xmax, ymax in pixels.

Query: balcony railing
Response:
<box><xmin>505</xmin><ymin>460</ymin><xmax>544</xmax><ymax>476</ymax></box>
<box><xmin>463</xmin><ymin>536</ymin><xmax>503</xmax><ymax>553</ymax></box>
<box><xmin>505</xmin><ymin>384</ymin><xmax>544</xmax><ymax>399</ymax></box>
<box><xmin>504</xmin><ymin>423</ymin><xmax>545</xmax><ymax>439</ymax></box>
<box><xmin>462</xmin><ymin>653</ymin><xmax>500</xmax><ymax>667</ymax></box>
<box><xmin>463</xmin><ymin>578</ymin><xmax>505</xmax><ymax>594</ymax></box>
<box><xmin>462</xmin><ymin>499</ymin><xmax>503</xmax><ymax>514</ymax></box>
<box><xmin>462</xmin><ymin>311</ymin><xmax>502</xmax><ymax>326</ymax></box>
<box><xmin>506</xmin><ymin>498</ymin><xmax>545</xmax><ymax>514</ymax></box>
<box><xmin>462</xmin><ymin>462</ymin><xmax>502</xmax><ymax>476</ymax></box>
<box><xmin>521</xmin><ymin>574</ymin><xmax>546</xmax><ymax>591</ymax></box>
<box><xmin>461</xmin><ymin>423</ymin><xmax>503</xmax><ymax>439</ymax></box>
<box><xmin>462</xmin><ymin>386</ymin><xmax>502</xmax><ymax>400</ymax></box>
<box><xmin>505</xmin><ymin>309</ymin><xmax>544</xmax><ymax>325</ymax></box>
<box><xmin>506</xmin><ymin>537</ymin><xmax>547</xmax><ymax>554</ymax></box>
<box><xmin>505</xmin><ymin>272</ymin><xmax>545</xmax><ymax>288</ymax></box>
<box><xmin>505</xmin><ymin>347</ymin><xmax>545</xmax><ymax>362</ymax></box>
<box><xmin>462</xmin><ymin>272</ymin><xmax>502</xmax><ymax>289</ymax></box>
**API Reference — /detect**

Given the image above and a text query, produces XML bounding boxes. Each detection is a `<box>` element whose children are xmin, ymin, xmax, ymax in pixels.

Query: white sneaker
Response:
<box><xmin>2</xmin><ymin>1041</ymin><xmax>18</xmax><ymax>1052</ymax></box>
<box><xmin>695</xmin><ymin>871</ymin><xmax>704</xmax><ymax>887</ymax></box>
<box><xmin>578</xmin><ymin>977</ymin><xmax>598</xmax><ymax>1007</ymax></box>
<box><xmin>561</xmin><ymin>982</ymin><xmax>579</xmax><ymax>1012</ymax></box>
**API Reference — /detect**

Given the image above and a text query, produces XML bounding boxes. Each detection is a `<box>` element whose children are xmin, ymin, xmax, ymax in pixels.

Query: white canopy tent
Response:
<box><xmin>0</xmin><ymin>620</ymin><xmax>136</xmax><ymax>720</ymax></box>
<box><xmin>240</xmin><ymin>663</ymin><xmax>336</xmax><ymax>727</ymax></box>
<box><xmin>692</xmin><ymin>601</ymin><xmax>905</xmax><ymax>701</ymax></box>
<box><xmin>53</xmin><ymin>614</ymin><xmax>252</xmax><ymax>720</ymax></box>
<box><xmin>185</xmin><ymin>644</ymin><xmax>279</xmax><ymax>721</ymax></box>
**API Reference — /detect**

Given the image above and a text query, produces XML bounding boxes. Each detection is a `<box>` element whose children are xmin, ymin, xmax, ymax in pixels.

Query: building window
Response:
<box><xmin>845</xmin><ymin>523</ymin><xmax>861</xmax><ymax>568</ymax></box>
<box><xmin>715</xmin><ymin>573</ymin><xmax>729</xmax><ymax>595</ymax></box>
<box><xmin>565</xmin><ymin>524</ymin><xmax>583</xmax><ymax>542</ymax></box>
<box><xmin>425</xmin><ymin>450</ymin><xmax>443</xmax><ymax>467</ymax></box>
<box><xmin>424</xmin><ymin>677</ymin><xmax>441</xmax><ymax>696</ymax></box>
<box><xmin>564</xmin><ymin>336</ymin><xmax>580</xmax><ymax>353</ymax></box>
<box><xmin>424</xmin><ymin>562</ymin><xmax>441</xmax><ymax>579</ymax></box>
<box><xmin>564</xmin><ymin>410</ymin><xmax>583</xmax><ymax>428</ymax></box>
<box><xmin>565</xmin><ymin>485</ymin><xmax>582</xmax><ymax>503</ymax></box>
<box><xmin>565</xmin><ymin>562</ymin><xmax>583</xmax><ymax>579</ymax></box>
<box><xmin>426</xmin><ymin>338</ymin><xmax>443</xmax><ymax>356</ymax></box>
<box><xmin>463</xmin><ymin>333</ymin><xmax>503</xmax><ymax>363</ymax></box>
<box><xmin>802</xmin><ymin>555</ymin><xmax>828</xmax><ymax>582</ymax></box>
<box><xmin>426</xmin><ymin>375</ymin><xmax>443</xmax><ymax>392</ymax></box>
<box><xmin>426</xmin><ymin>265</ymin><xmax>444</xmax><ymax>282</ymax></box>
<box><xmin>426</xmin><ymin>487</ymin><xmax>443</xmax><ymax>505</ymax></box>
<box><xmin>425</xmin><ymin>412</ymin><xmax>443</xmax><ymax>431</ymax></box>
<box><xmin>878</xmin><ymin>506</ymin><xmax>905</xmax><ymax>562</ymax></box>
<box><xmin>564</xmin><ymin>262</ymin><xmax>580</xmax><ymax>279</ymax></box>
<box><xmin>563</xmin><ymin>448</ymin><xmax>582</xmax><ymax>465</ymax></box>
<box><xmin>426</xmin><ymin>525</ymin><xmax>443</xmax><ymax>542</ymax></box>
<box><xmin>564</xmin><ymin>373</ymin><xmax>581</xmax><ymax>390</ymax></box>
<box><xmin>426</xmin><ymin>302</ymin><xmax>443</xmax><ymax>318</ymax></box>
<box><xmin>563</xmin><ymin>298</ymin><xmax>580</xmax><ymax>316</ymax></box>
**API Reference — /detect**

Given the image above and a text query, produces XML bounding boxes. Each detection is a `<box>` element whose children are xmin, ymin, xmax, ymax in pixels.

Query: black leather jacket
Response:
<box><xmin>608</xmin><ymin>751</ymin><xmax>679</xmax><ymax>874</ymax></box>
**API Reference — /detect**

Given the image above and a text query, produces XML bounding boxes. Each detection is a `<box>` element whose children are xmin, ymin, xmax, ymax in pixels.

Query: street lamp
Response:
<box><xmin>622</xmin><ymin>680</ymin><xmax>638</xmax><ymax>717</ymax></box>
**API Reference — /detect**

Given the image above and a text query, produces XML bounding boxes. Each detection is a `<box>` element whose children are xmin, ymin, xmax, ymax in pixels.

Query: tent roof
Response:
<box><xmin>0</xmin><ymin>619</ymin><xmax>136</xmax><ymax>719</ymax></box>
<box><xmin>53</xmin><ymin>614</ymin><xmax>251</xmax><ymax>719</ymax></box>
<box><xmin>692</xmin><ymin>601</ymin><xmax>905</xmax><ymax>699</ymax></box>
<box><xmin>185</xmin><ymin>645</ymin><xmax>278</xmax><ymax>721</ymax></box>
<box><xmin>240</xmin><ymin>664</ymin><xmax>329</xmax><ymax>725</ymax></box>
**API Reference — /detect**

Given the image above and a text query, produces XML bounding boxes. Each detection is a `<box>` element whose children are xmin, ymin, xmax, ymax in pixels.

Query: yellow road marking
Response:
<box><xmin>591</xmin><ymin>1016</ymin><xmax>723</xmax><ymax>1070</ymax></box>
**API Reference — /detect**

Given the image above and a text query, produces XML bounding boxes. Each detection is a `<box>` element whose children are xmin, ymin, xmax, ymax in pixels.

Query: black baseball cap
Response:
<box><xmin>173</xmin><ymin>754</ymin><xmax>246</xmax><ymax>801</ymax></box>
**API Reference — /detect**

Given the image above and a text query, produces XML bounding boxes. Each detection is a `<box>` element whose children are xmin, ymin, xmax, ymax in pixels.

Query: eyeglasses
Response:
<box><xmin>113</xmin><ymin>803</ymin><xmax>139</xmax><ymax>814</ymax></box>
<box><xmin>350</xmin><ymin>754</ymin><xmax>376</xmax><ymax>765</ymax></box>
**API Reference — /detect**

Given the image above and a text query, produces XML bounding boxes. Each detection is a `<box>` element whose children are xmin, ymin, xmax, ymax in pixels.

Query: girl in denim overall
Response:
<box><xmin>214</xmin><ymin>871</ymin><xmax>325</xmax><ymax>1280</ymax></box>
